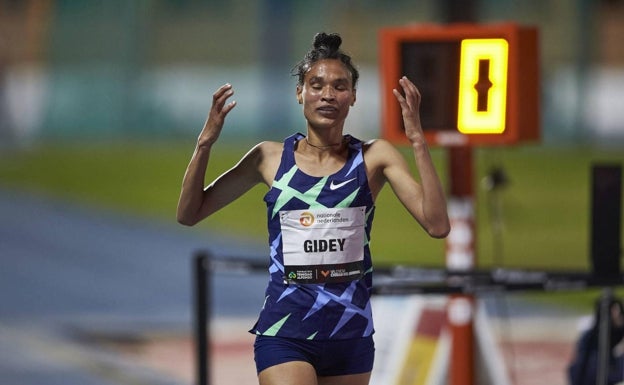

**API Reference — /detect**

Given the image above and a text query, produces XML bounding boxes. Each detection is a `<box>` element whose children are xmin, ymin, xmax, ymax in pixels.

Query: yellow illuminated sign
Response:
<box><xmin>457</xmin><ymin>39</ymin><xmax>509</xmax><ymax>134</ymax></box>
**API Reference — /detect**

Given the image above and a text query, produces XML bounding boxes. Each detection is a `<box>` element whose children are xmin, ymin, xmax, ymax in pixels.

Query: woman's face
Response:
<box><xmin>297</xmin><ymin>59</ymin><xmax>356</xmax><ymax>130</ymax></box>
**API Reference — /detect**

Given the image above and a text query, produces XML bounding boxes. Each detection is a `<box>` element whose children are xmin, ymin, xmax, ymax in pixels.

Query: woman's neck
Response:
<box><xmin>304</xmin><ymin>136</ymin><xmax>344</xmax><ymax>150</ymax></box>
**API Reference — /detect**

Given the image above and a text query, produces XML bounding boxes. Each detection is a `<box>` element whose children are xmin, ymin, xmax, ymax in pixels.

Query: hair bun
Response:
<box><xmin>313</xmin><ymin>32</ymin><xmax>342</xmax><ymax>51</ymax></box>
<box><xmin>292</xmin><ymin>32</ymin><xmax>358</xmax><ymax>88</ymax></box>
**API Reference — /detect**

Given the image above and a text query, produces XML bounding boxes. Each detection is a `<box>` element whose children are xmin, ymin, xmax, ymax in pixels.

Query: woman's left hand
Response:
<box><xmin>392</xmin><ymin>76</ymin><xmax>425</xmax><ymax>145</ymax></box>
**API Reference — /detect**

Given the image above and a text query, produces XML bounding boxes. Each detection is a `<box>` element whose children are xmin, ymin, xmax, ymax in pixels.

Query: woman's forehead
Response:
<box><xmin>304</xmin><ymin>59</ymin><xmax>352</xmax><ymax>83</ymax></box>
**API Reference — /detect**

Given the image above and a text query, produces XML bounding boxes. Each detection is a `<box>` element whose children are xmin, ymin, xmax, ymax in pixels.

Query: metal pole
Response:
<box><xmin>590</xmin><ymin>164</ymin><xmax>622</xmax><ymax>283</ymax></box>
<box><xmin>596</xmin><ymin>288</ymin><xmax>613</xmax><ymax>385</ymax></box>
<box><xmin>591</xmin><ymin>164</ymin><xmax>622</xmax><ymax>385</ymax></box>
<box><xmin>194</xmin><ymin>251</ymin><xmax>211</xmax><ymax>385</ymax></box>
<box><xmin>446</xmin><ymin>146</ymin><xmax>476</xmax><ymax>385</ymax></box>
<box><xmin>437</xmin><ymin>2</ymin><xmax>479</xmax><ymax>383</ymax></box>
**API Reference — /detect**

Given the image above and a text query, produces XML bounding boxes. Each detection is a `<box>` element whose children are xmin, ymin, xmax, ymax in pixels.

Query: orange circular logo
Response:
<box><xmin>299</xmin><ymin>212</ymin><xmax>315</xmax><ymax>226</ymax></box>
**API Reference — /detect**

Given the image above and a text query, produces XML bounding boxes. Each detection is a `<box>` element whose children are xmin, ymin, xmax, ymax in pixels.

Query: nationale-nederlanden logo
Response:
<box><xmin>299</xmin><ymin>211</ymin><xmax>315</xmax><ymax>227</ymax></box>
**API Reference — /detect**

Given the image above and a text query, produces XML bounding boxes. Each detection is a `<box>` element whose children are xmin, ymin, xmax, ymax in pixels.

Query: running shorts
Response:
<box><xmin>253</xmin><ymin>335</ymin><xmax>375</xmax><ymax>376</ymax></box>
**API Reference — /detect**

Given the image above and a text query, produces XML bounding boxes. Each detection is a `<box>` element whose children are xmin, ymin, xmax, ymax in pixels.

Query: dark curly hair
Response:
<box><xmin>291</xmin><ymin>32</ymin><xmax>359</xmax><ymax>89</ymax></box>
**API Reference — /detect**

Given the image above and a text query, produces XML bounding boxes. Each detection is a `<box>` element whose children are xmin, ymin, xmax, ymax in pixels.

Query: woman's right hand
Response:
<box><xmin>198</xmin><ymin>83</ymin><xmax>237</xmax><ymax>148</ymax></box>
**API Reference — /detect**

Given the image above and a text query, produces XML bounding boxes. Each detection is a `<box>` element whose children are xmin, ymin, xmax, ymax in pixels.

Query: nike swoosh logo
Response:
<box><xmin>329</xmin><ymin>178</ymin><xmax>357</xmax><ymax>190</ymax></box>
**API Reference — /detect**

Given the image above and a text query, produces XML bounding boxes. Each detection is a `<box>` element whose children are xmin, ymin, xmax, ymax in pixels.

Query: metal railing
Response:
<box><xmin>192</xmin><ymin>250</ymin><xmax>622</xmax><ymax>385</ymax></box>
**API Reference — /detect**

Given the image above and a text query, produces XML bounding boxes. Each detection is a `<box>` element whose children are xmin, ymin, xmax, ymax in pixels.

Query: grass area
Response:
<box><xmin>1</xmin><ymin>139</ymin><xmax>623</xmax><ymax>311</ymax></box>
<box><xmin>1</xmin><ymin>140</ymin><xmax>622</xmax><ymax>269</ymax></box>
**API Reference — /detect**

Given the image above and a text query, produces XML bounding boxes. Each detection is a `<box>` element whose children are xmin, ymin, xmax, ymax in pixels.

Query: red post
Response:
<box><xmin>446</xmin><ymin>146</ymin><xmax>476</xmax><ymax>385</ymax></box>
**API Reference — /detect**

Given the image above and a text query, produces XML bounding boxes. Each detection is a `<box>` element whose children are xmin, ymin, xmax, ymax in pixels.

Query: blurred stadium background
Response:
<box><xmin>1</xmin><ymin>0</ymin><xmax>623</xmax><ymax>269</ymax></box>
<box><xmin>0</xmin><ymin>0</ymin><xmax>623</xmax><ymax>145</ymax></box>
<box><xmin>1</xmin><ymin>1</ymin><xmax>624</xmax><ymax>385</ymax></box>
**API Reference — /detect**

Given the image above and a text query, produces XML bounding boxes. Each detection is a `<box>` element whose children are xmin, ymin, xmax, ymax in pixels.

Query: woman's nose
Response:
<box><xmin>321</xmin><ymin>86</ymin><xmax>335</xmax><ymax>100</ymax></box>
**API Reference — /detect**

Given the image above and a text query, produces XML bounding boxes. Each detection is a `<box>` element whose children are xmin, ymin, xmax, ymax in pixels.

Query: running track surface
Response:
<box><xmin>0</xmin><ymin>188</ymin><xmax>266</xmax><ymax>385</ymax></box>
<box><xmin>0</xmin><ymin>188</ymin><xmax>586</xmax><ymax>385</ymax></box>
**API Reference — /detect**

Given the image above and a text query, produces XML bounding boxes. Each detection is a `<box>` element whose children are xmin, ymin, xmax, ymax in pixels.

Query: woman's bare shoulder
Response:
<box><xmin>239</xmin><ymin>140</ymin><xmax>281</xmax><ymax>160</ymax></box>
<box><xmin>256</xmin><ymin>140</ymin><xmax>283</xmax><ymax>152</ymax></box>
<box><xmin>247</xmin><ymin>141</ymin><xmax>283</xmax><ymax>184</ymax></box>
<box><xmin>250</xmin><ymin>140</ymin><xmax>283</xmax><ymax>162</ymax></box>
<box><xmin>362</xmin><ymin>137</ymin><xmax>394</xmax><ymax>149</ymax></box>
<box><xmin>362</xmin><ymin>138</ymin><xmax>400</xmax><ymax>162</ymax></box>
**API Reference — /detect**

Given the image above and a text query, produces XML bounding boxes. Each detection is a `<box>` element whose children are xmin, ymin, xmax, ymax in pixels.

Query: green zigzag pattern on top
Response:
<box><xmin>270</xmin><ymin>165</ymin><xmax>361</xmax><ymax>219</ymax></box>
<box><xmin>271</xmin><ymin>166</ymin><xmax>327</xmax><ymax>219</ymax></box>
<box><xmin>259</xmin><ymin>313</ymin><xmax>291</xmax><ymax>336</ymax></box>
<box><xmin>262</xmin><ymin>152</ymin><xmax>373</xmax><ymax>338</ymax></box>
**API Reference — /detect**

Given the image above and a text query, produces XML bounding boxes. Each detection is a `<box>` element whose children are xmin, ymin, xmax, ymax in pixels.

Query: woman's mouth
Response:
<box><xmin>317</xmin><ymin>106</ymin><xmax>338</xmax><ymax>115</ymax></box>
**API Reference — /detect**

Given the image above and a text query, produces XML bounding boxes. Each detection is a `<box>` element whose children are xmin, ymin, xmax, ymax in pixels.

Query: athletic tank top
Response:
<box><xmin>250</xmin><ymin>133</ymin><xmax>375</xmax><ymax>340</ymax></box>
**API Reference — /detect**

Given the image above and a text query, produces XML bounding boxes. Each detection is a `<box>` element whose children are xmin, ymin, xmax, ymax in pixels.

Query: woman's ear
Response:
<box><xmin>296</xmin><ymin>85</ymin><xmax>303</xmax><ymax>104</ymax></box>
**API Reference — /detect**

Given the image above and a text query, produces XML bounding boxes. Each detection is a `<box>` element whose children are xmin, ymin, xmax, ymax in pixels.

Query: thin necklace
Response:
<box><xmin>305</xmin><ymin>137</ymin><xmax>343</xmax><ymax>150</ymax></box>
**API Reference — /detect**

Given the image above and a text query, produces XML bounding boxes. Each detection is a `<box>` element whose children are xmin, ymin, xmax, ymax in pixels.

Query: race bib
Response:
<box><xmin>280</xmin><ymin>206</ymin><xmax>366</xmax><ymax>284</ymax></box>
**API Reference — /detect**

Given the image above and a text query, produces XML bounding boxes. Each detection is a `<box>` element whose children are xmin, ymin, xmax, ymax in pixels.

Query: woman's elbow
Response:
<box><xmin>426</xmin><ymin>219</ymin><xmax>451</xmax><ymax>239</ymax></box>
<box><xmin>428</xmin><ymin>227</ymin><xmax>450</xmax><ymax>239</ymax></box>
<box><xmin>177</xmin><ymin>215</ymin><xmax>197</xmax><ymax>227</ymax></box>
<box><xmin>177</xmin><ymin>205</ymin><xmax>214</xmax><ymax>226</ymax></box>
<box><xmin>177</xmin><ymin>210</ymin><xmax>200</xmax><ymax>226</ymax></box>
<box><xmin>429</xmin><ymin>229</ymin><xmax>451</xmax><ymax>239</ymax></box>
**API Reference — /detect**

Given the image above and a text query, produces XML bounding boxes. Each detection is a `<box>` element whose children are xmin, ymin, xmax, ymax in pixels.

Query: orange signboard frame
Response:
<box><xmin>379</xmin><ymin>23</ymin><xmax>540</xmax><ymax>146</ymax></box>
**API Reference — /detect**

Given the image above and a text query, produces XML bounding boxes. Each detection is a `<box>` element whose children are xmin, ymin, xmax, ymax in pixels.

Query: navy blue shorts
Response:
<box><xmin>253</xmin><ymin>335</ymin><xmax>375</xmax><ymax>376</ymax></box>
